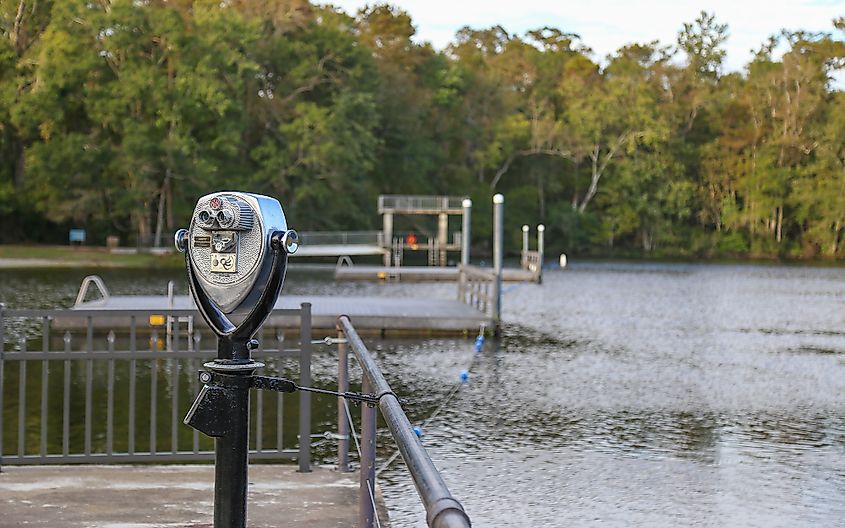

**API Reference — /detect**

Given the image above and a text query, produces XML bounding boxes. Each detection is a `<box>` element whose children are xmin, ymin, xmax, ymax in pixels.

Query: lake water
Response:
<box><xmin>2</xmin><ymin>262</ymin><xmax>845</xmax><ymax>527</ymax></box>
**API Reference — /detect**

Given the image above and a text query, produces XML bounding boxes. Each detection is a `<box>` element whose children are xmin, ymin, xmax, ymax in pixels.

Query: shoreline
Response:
<box><xmin>2</xmin><ymin>244</ymin><xmax>845</xmax><ymax>270</ymax></box>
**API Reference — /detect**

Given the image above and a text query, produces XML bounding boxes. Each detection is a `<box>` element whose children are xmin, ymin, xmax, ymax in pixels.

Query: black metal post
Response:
<box><xmin>298</xmin><ymin>303</ymin><xmax>312</xmax><ymax>473</ymax></box>
<box><xmin>359</xmin><ymin>377</ymin><xmax>377</xmax><ymax>528</ymax></box>
<box><xmin>337</xmin><ymin>327</ymin><xmax>349</xmax><ymax>472</ymax></box>
<box><xmin>209</xmin><ymin>351</ymin><xmax>256</xmax><ymax>528</ymax></box>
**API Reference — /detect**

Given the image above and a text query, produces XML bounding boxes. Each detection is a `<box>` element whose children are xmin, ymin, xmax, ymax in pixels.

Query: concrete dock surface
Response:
<box><xmin>0</xmin><ymin>464</ymin><xmax>373</xmax><ymax>527</ymax></box>
<box><xmin>64</xmin><ymin>293</ymin><xmax>490</xmax><ymax>334</ymax></box>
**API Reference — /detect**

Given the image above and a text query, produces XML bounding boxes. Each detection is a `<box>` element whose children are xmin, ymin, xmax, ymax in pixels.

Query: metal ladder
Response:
<box><xmin>389</xmin><ymin>237</ymin><xmax>402</xmax><ymax>281</ymax></box>
<box><xmin>165</xmin><ymin>280</ymin><xmax>195</xmax><ymax>351</ymax></box>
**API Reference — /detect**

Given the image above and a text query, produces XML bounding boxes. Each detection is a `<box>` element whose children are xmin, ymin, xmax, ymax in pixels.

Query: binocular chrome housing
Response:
<box><xmin>176</xmin><ymin>191</ymin><xmax>297</xmax><ymax>314</ymax></box>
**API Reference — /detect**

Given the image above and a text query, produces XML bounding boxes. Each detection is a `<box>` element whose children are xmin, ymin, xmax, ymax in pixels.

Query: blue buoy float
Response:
<box><xmin>412</xmin><ymin>425</ymin><xmax>424</xmax><ymax>438</ymax></box>
<box><xmin>459</xmin><ymin>369</ymin><xmax>469</xmax><ymax>383</ymax></box>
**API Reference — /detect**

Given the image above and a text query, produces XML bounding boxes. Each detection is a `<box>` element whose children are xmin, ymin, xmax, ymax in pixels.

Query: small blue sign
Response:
<box><xmin>69</xmin><ymin>229</ymin><xmax>86</xmax><ymax>244</ymax></box>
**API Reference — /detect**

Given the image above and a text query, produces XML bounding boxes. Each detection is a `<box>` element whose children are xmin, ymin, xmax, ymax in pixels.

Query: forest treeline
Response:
<box><xmin>2</xmin><ymin>1</ymin><xmax>845</xmax><ymax>258</ymax></box>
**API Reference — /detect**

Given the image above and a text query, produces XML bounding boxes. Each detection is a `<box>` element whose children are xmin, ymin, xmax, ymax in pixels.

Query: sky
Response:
<box><xmin>324</xmin><ymin>0</ymin><xmax>845</xmax><ymax>73</ymax></box>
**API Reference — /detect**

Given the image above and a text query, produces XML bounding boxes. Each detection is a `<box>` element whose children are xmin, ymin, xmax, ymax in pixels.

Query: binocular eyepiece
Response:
<box><xmin>194</xmin><ymin>195</ymin><xmax>255</xmax><ymax>231</ymax></box>
<box><xmin>175</xmin><ymin>191</ymin><xmax>297</xmax><ymax>318</ymax></box>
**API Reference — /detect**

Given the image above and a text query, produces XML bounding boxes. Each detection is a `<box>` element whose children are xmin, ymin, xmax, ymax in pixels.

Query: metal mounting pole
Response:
<box><xmin>461</xmin><ymin>199</ymin><xmax>472</xmax><ymax>266</ymax></box>
<box><xmin>383</xmin><ymin>213</ymin><xmax>393</xmax><ymax>267</ymax></box>
<box><xmin>208</xmin><ymin>340</ymin><xmax>259</xmax><ymax>528</ymax></box>
<box><xmin>537</xmin><ymin>224</ymin><xmax>545</xmax><ymax>284</ymax></box>
<box><xmin>336</xmin><ymin>329</ymin><xmax>349</xmax><ymax>472</ymax></box>
<box><xmin>521</xmin><ymin>224</ymin><xmax>529</xmax><ymax>269</ymax></box>
<box><xmin>359</xmin><ymin>377</ymin><xmax>377</xmax><ymax>528</ymax></box>
<box><xmin>493</xmin><ymin>194</ymin><xmax>504</xmax><ymax>336</ymax></box>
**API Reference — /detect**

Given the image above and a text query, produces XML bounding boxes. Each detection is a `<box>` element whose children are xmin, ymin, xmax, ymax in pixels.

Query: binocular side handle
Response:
<box><xmin>178</xmin><ymin>229</ymin><xmax>296</xmax><ymax>352</ymax></box>
<box><xmin>230</xmin><ymin>230</ymin><xmax>292</xmax><ymax>342</ymax></box>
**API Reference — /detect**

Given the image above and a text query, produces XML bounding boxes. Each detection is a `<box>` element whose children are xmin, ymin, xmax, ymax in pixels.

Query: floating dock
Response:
<box><xmin>68</xmin><ymin>293</ymin><xmax>490</xmax><ymax>335</ymax></box>
<box><xmin>334</xmin><ymin>265</ymin><xmax>537</xmax><ymax>282</ymax></box>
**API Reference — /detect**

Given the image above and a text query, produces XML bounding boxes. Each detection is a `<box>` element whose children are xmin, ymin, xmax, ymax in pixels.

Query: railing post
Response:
<box><xmin>299</xmin><ymin>303</ymin><xmax>312</xmax><ymax>472</ymax></box>
<box><xmin>438</xmin><ymin>212</ymin><xmax>448</xmax><ymax>266</ymax></box>
<box><xmin>383</xmin><ymin>212</ymin><xmax>393</xmax><ymax>249</ymax></box>
<box><xmin>336</xmin><ymin>326</ymin><xmax>349</xmax><ymax>472</ymax></box>
<box><xmin>359</xmin><ymin>376</ymin><xmax>377</xmax><ymax>528</ymax></box>
<box><xmin>493</xmin><ymin>194</ymin><xmax>504</xmax><ymax>336</ymax></box>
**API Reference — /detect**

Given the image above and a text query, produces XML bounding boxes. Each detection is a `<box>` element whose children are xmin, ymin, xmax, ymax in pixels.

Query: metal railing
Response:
<box><xmin>298</xmin><ymin>231</ymin><xmax>384</xmax><ymax>247</ymax></box>
<box><xmin>0</xmin><ymin>305</ymin><xmax>312</xmax><ymax>469</ymax></box>
<box><xmin>336</xmin><ymin>316</ymin><xmax>472</xmax><ymax>528</ymax></box>
<box><xmin>456</xmin><ymin>265</ymin><xmax>496</xmax><ymax>317</ymax></box>
<box><xmin>521</xmin><ymin>250</ymin><xmax>541</xmax><ymax>273</ymax></box>
<box><xmin>378</xmin><ymin>195</ymin><xmax>467</xmax><ymax>214</ymax></box>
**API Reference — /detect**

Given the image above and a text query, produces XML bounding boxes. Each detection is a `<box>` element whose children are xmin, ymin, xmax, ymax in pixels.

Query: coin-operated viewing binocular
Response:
<box><xmin>175</xmin><ymin>191</ymin><xmax>298</xmax><ymax>359</ymax></box>
<box><xmin>175</xmin><ymin>191</ymin><xmax>299</xmax><ymax>528</ymax></box>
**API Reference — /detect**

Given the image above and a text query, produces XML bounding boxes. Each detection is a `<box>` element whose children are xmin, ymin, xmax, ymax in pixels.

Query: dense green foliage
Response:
<box><xmin>2</xmin><ymin>2</ymin><xmax>845</xmax><ymax>258</ymax></box>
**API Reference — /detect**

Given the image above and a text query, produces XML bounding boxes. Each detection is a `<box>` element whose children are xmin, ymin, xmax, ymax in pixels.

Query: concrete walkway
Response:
<box><xmin>0</xmin><ymin>464</ymin><xmax>365</xmax><ymax>527</ymax></box>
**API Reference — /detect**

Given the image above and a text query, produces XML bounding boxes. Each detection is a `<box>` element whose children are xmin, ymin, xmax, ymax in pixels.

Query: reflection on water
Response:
<box><xmin>3</xmin><ymin>262</ymin><xmax>845</xmax><ymax>527</ymax></box>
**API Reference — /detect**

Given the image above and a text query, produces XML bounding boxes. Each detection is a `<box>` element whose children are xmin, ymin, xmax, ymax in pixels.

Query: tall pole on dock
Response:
<box><xmin>493</xmin><ymin>194</ymin><xmax>504</xmax><ymax>336</ymax></box>
<box><xmin>461</xmin><ymin>199</ymin><xmax>472</xmax><ymax>266</ymax></box>
<box><xmin>537</xmin><ymin>224</ymin><xmax>545</xmax><ymax>285</ymax></box>
<box><xmin>383</xmin><ymin>212</ymin><xmax>393</xmax><ymax>267</ymax></box>
<box><xmin>521</xmin><ymin>224</ymin><xmax>529</xmax><ymax>269</ymax></box>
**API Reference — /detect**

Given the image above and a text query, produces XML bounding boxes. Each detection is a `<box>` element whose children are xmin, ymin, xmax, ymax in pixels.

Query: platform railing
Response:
<box><xmin>0</xmin><ymin>304</ymin><xmax>312</xmax><ymax>470</ymax></box>
<box><xmin>378</xmin><ymin>195</ymin><xmax>467</xmax><ymax>213</ymax></box>
<box><xmin>336</xmin><ymin>316</ymin><xmax>472</xmax><ymax>528</ymax></box>
<box><xmin>456</xmin><ymin>264</ymin><xmax>496</xmax><ymax>317</ymax></box>
<box><xmin>298</xmin><ymin>230</ymin><xmax>384</xmax><ymax>246</ymax></box>
<box><xmin>521</xmin><ymin>250</ymin><xmax>541</xmax><ymax>273</ymax></box>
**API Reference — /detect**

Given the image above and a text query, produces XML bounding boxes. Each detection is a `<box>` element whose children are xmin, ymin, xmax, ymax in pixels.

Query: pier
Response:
<box><xmin>0</xmin><ymin>465</ymin><xmax>366</xmax><ymax>528</ymax></box>
<box><xmin>0</xmin><ymin>307</ymin><xmax>470</xmax><ymax>528</ymax></box>
<box><xmin>0</xmin><ymin>194</ymin><xmax>520</xmax><ymax>527</ymax></box>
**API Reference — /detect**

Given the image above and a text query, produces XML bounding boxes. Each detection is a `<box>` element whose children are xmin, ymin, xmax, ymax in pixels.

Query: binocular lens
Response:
<box><xmin>198</xmin><ymin>210</ymin><xmax>212</xmax><ymax>226</ymax></box>
<box><xmin>217</xmin><ymin>210</ymin><xmax>234</xmax><ymax>227</ymax></box>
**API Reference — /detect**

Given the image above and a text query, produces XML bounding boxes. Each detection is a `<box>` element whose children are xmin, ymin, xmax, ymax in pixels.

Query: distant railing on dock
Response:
<box><xmin>0</xmin><ymin>305</ymin><xmax>313</xmax><ymax>469</ymax></box>
<box><xmin>298</xmin><ymin>230</ymin><xmax>384</xmax><ymax>247</ymax></box>
<box><xmin>457</xmin><ymin>264</ymin><xmax>496</xmax><ymax>317</ymax></box>
<box><xmin>336</xmin><ymin>316</ymin><xmax>472</xmax><ymax>528</ymax></box>
<box><xmin>378</xmin><ymin>195</ymin><xmax>466</xmax><ymax>214</ymax></box>
<box><xmin>521</xmin><ymin>250</ymin><xmax>541</xmax><ymax>273</ymax></box>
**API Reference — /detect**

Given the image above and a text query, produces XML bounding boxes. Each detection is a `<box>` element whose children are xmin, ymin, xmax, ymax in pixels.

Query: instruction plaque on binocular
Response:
<box><xmin>210</xmin><ymin>231</ymin><xmax>238</xmax><ymax>273</ymax></box>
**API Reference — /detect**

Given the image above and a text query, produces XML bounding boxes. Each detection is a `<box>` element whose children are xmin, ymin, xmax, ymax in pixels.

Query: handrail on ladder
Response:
<box><xmin>74</xmin><ymin>275</ymin><xmax>111</xmax><ymax>307</ymax></box>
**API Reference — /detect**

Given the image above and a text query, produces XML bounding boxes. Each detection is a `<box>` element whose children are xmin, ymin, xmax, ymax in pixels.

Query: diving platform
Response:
<box><xmin>292</xmin><ymin>244</ymin><xmax>387</xmax><ymax>258</ymax></box>
<box><xmin>294</xmin><ymin>231</ymin><xmax>387</xmax><ymax>258</ymax></box>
